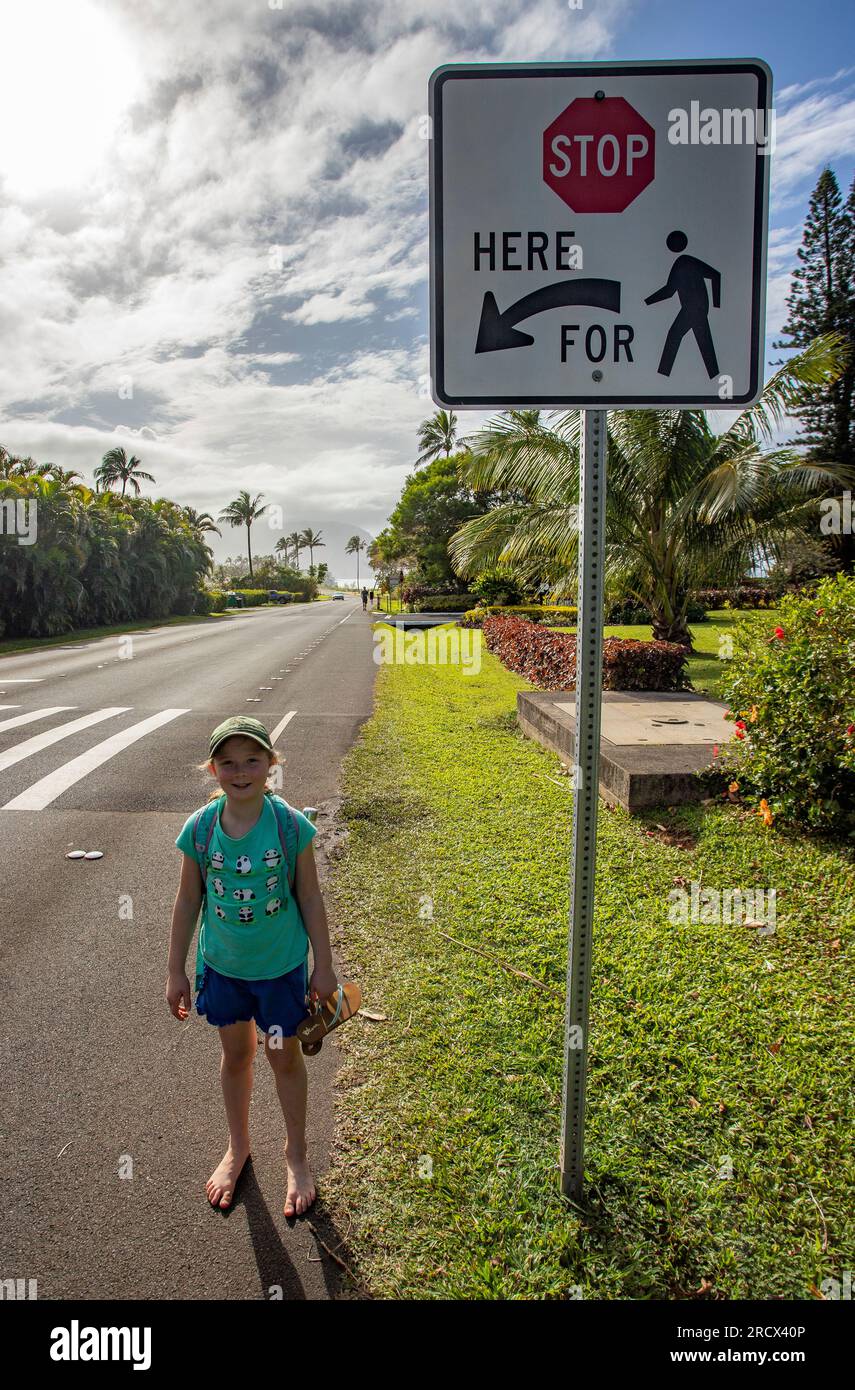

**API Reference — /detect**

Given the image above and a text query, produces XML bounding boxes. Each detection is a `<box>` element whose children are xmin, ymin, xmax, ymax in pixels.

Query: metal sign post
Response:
<box><xmin>428</xmin><ymin>59</ymin><xmax>772</xmax><ymax>1206</ymax></box>
<box><xmin>560</xmin><ymin>408</ymin><xmax>607</xmax><ymax>1200</ymax></box>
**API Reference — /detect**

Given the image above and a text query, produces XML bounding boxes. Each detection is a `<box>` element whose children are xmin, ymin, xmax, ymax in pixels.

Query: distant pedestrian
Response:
<box><xmin>361</xmin><ymin>586</ymin><xmax>368</xmax><ymax>611</ymax></box>
<box><xmin>369</xmin><ymin>588</ymin><xmax>375</xmax><ymax>609</ymax></box>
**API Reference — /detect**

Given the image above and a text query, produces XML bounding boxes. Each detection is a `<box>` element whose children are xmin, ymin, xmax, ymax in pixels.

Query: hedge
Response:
<box><xmin>410</xmin><ymin>595</ymin><xmax>477</xmax><ymax>612</ymax></box>
<box><xmin>400</xmin><ymin>583</ymin><xmax>472</xmax><ymax>604</ymax></box>
<box><xmin>691</xmin><ymin>586</ymin><xmax>772</xmax><ymax>609</ymax></box>
<box><xmin>460</xmin><ymin>604</ymin><xmax>578</xmax><ymax>628</ymax></box>
<box><xmin>482</xmin><ymin>614</ymin><xmax>690</xmax><ymax>691</ymax></box>
<box><xmin>607</xmin><ymin>598</ymin><xmax>707</xmax><ymax>624</ymax></box>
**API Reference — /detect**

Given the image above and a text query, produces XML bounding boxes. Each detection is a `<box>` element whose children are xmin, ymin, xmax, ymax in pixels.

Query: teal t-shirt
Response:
<box><xmin>176</xmin><ymin>795</ymin><xmax>317</xmax><ymax>982</ymax></box>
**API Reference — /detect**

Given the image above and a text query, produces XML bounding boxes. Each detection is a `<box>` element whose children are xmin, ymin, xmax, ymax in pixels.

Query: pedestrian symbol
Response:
<box><xmin>644</xmin><ymin>230</ymin><xmax>721</xmax><ymax>378</ymax></box>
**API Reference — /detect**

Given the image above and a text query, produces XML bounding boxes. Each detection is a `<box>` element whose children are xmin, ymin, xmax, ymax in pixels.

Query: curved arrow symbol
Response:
<box><xmin>475</xmin><ymin>278</ymin><xmax>622</xmax><ymax>353</ymax></box>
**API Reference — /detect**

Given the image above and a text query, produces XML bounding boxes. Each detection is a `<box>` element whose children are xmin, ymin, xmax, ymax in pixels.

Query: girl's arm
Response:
<box><xmin>166</xmin><ymin>854</ymin><xmax>203</xmax><ymax>1017</ymax></box>
<box><xmin>295</xmin><ymin>842</ymin><xmax>337</xmax><ymax>998</ymax></box>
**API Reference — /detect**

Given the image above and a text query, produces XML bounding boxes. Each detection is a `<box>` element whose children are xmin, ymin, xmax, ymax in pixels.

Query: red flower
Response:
<box><xmin>735</xmin><ymin>719</ymin><xmax>746</xmax><ymax>730</ymax></box>
<box><xmin>848</xmin><ymin>724</ymin><xmax>855</xmax><ymax>736</ymax></box>
<box><xmin>735</xmin><ymin>728</ymin><xmax>746</xmax><ymax>740</ymax></box>
<box><xmin>773</xmin><ymin>626</ymin><xmax>785</xmax><ymax>640</ymax></box>
<box><xmin>816</xmin><ymin>608</ymin><xmax>825</xmax><ymax>616</ymax></box>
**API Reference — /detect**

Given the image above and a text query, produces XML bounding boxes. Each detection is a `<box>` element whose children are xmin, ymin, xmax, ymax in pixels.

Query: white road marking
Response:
<box><xmin>0</xmin><ymin>708</ymin><xmax>131</xmax><ymax>774</ymax></box>
<box><xmin>0</xmin><ymin>678</ymin><xmax>44</xmax><ymax>683</ymax></box>
<box><xmin>269</xmin><ymin>710</ymin><xmax>297</xmax><ymax>742</ymax></box>
<box><xmin>0</xmin><ymin>707</ymin><xmax>76</xmax><ymax>734</ymax></box>
<box><xmin>3</xmin><ymin>707</ymin><xmax>191</xmax><ymax>810</ymax></box>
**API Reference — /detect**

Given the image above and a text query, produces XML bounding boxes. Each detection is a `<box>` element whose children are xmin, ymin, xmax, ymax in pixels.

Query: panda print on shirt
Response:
<box><xmin>204</xmin><ymin>822</ymin><xmax>287</xmax><ymax>931</ymax></box>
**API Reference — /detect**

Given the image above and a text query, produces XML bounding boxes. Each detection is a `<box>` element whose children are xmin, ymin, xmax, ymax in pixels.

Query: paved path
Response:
<box><xmin>0</xmin><ymin>598</ymin><xmax>376</xmax><ymax>1299</ymax></box>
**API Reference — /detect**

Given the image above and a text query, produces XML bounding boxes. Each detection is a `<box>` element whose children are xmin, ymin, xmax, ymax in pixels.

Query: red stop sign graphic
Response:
<box><xmin>543</xmin><ymin>96</ymin><xmax>655</xmax><ymax>213</ymax></box>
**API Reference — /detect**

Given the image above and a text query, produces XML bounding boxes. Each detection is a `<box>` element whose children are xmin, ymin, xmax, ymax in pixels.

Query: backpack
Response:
<box><xmin>190</xmin><ymin>792</ymin><xmax>301</xmax><ymax>990</ymax></box>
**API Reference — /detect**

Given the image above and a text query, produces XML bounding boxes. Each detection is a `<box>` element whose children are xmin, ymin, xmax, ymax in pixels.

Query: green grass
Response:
<box><xmin>322</xmin><ymin>641</ymin><xmax>853</xmax><ymax>1299</ymax></box>
<box><xmin>551</xmin><ymin>610</ymin><xmax>773</xmax><ymax>698</ymax></box>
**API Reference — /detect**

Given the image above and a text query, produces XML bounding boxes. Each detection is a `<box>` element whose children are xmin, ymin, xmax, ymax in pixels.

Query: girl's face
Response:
<box><xmin>209</xmin><ymin>736</ymin><xmax>272</xmax><ymax>802</ymax></box>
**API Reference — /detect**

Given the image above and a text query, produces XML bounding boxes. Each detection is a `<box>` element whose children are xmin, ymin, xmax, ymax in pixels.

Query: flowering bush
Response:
<box><xmin>711</xmin><ymin>573</ymin><xmax>855</xmax><ymax>836</ymax></box>
<box><xmin>481</xmin><ymin>614</ymin><xmax>689</xmax><ymax>691</ymax></box>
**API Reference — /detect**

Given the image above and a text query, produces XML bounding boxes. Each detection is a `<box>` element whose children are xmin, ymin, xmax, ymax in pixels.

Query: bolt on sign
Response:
<box><xmin>429</xmin><ymin>60</ymin><xmax>772</xmax><ymax>408</ymax></box>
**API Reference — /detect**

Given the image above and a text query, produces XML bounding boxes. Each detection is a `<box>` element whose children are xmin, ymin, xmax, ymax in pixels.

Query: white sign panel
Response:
<box><xmin>429</xmin><ymin>60</ymin><xmax>772</xmax><ymax>409</ymax></box>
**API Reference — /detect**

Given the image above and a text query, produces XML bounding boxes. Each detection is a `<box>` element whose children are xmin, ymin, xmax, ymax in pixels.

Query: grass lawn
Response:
<box><xmin>321</xmin><ymin>636</ymin><xmax>853</xmax><ymax>1299</ymax></box>
<box><xmin>552</xmin><ymin>609</ymin><xmax>773</xmax><ymax>698</ymax></box>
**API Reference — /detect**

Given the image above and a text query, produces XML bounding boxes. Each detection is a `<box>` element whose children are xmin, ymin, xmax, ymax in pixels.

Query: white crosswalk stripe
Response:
<box><xmin>0</xmin><ymin>707</ymin><xmax>131</xmax><ymax>775</ymax></box>
<box><xmin>3</xmin><ymin>708</ymin><xmax>191</xmax><ymax>810</ymax></box>
<box><xmin>0</xmin><ymin>707</ymin><xmax>76</xmax><ymax>734</ymax></box>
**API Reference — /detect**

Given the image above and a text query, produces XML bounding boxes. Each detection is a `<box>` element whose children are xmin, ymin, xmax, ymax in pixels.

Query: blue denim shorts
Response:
<box><xmin>196</xmin><ymin>957</ymin><xmax>311</xmax><ymax>1036</ymax></box>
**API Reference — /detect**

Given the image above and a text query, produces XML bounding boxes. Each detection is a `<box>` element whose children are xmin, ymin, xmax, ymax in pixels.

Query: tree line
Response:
<box><xmin>0</xmin><ymin>449</ymin><xmax>331</xmax><ymax>637</ymax></box>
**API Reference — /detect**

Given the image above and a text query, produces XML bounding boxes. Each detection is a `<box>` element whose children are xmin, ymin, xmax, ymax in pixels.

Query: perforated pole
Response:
<box><xmin>560</xmin><ymin>408</ymin><xmax>607</xmax><ymax>1201</ymax></box>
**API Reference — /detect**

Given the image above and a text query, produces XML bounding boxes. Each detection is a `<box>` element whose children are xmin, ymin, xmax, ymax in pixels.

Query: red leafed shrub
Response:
<box><xmin>481</xmin><ymin>614</ymin><xmax>689</xmax><ymax>691</ymax></box>
<box><xmin>601</xmin><ymin>637</ymin><xmax>690</xmax><ymax>691</ymax></box>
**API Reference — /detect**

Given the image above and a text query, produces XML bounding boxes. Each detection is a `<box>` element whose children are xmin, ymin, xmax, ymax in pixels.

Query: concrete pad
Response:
<box><xmin>553</xmin><ymin>697</ymin><xmax>732</xmax><ymax>746</ymax></box>
<box><xmin>518</xmin><ymin>690</ymin><xmax>731</xmax><ymax>812</ymax></box>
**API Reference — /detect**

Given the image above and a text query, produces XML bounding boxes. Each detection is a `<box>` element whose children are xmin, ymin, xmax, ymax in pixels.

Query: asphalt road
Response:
<box><xmin>0</xmin><ymin>597</ymin><xmax>378</xmax><ymax>1300</ymax></box>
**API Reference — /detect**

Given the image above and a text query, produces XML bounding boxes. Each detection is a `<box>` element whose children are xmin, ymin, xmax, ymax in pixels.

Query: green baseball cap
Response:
<box><xmin>208</xmin><ymin>715</ymin><xmax>274</xmax><ymax>760</ymax></box>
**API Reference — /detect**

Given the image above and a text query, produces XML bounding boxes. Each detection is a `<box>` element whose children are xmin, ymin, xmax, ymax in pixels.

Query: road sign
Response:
<box><xmin>429</xmin><ymin>60</ymin><xmax>772</xmax><ymax>408</ymax></box>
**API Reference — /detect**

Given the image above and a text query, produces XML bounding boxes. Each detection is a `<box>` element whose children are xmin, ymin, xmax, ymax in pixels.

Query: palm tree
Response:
<box><xmin>218</xmin><ymin>491</ymin><xmax>268</xmax><ymax>580</ymax></box>
<box><xmin>448</xmin><ymin>335</ymin><xmax>852</xmax><ymax>647</ymax></box>
<box><xmin>282</xmin><ymin>530</ymin><xmax>303</xmax><ymax>568</ymax></box>
<box><xmin>94</xmin><ymin>447</ymin><xmax>156</xmax><ymax>497</ymax></box>
<box><xmin>345</xmin><ymin>534</ymin><xmax>365</xmax><ymax>586</ymax></box>
<box><xmin>300</xmin><ymin>527</ymin><xmax>325</xmax><ymax>569</ymax></box>
<box><xmin>182</xmin><ymin>507</ymin><xmax>221</xmax><ymax>539</ymax></box>
<box><xmin>416</xmin><ymin>409</ymin><xmax>459</xmax><ymax>465</ymax></box>
<box><xmin>0</xmin><ymin>449</ymin><xmax>81</xmax><ymax>482</ymax></box>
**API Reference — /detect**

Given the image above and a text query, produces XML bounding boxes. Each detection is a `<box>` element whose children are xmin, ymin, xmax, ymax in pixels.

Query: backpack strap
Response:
<box><xmin>191</xmin><ymin>798</ymin><xmax>222</xmax><ymax>991</ymax></box>
<box><xmin>269</xmin><ymin>794</ymin><xmax>300</xmax><ymax>893</ymax></box>
<box><xmin>191</xmin><ymin>797</ymin><xmax>222</xmax><ymax>883</ymax></box>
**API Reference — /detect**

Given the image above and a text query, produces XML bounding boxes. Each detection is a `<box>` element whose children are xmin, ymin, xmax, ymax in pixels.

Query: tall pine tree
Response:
<box><xmin>776</xmin><ymin>167</ymin><xmax>855</xmax><ymax>570</ymax></box>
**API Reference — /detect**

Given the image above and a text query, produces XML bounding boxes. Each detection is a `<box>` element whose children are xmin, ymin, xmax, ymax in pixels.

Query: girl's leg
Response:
<box><xmin>206</xmin><ymin>1020</ymin><xmax>257</xmax><ymax>1208</ymax></box>
<box><xmin>264</xmin><ymin>1035</ymin><xmax>316</xmax><ymax>1216</ymax></box>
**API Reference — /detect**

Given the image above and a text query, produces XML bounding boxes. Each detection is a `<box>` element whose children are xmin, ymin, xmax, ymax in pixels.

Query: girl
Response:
<box><xmin>166</xmin><ymin>715</ymin><xmax>338</xmax><ymax>1217</ymax></box>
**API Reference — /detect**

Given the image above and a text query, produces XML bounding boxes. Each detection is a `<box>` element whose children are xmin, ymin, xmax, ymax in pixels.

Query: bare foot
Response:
<box><xmin>206</xmin><ymin>1144</ymin><xmax>250</xmax><ymax>1209</ymax></box>
<box><xmin>284</xmin><ymin>1150</ymin><xmax>316</xmax><ymax>1217</ymax></box>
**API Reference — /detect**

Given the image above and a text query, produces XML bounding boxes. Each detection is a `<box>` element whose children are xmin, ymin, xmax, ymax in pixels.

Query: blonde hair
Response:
<box><xmin>195</xmin><ymin>742</ymin><xmax>283</xmax><ymax>804</ymax></box>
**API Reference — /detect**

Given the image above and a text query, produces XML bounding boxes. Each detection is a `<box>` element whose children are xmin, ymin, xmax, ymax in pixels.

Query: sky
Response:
<box><xmin>0</xmin><ymin>0</ymin><xmax>853</xmax><ymax>584</ymax></box>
